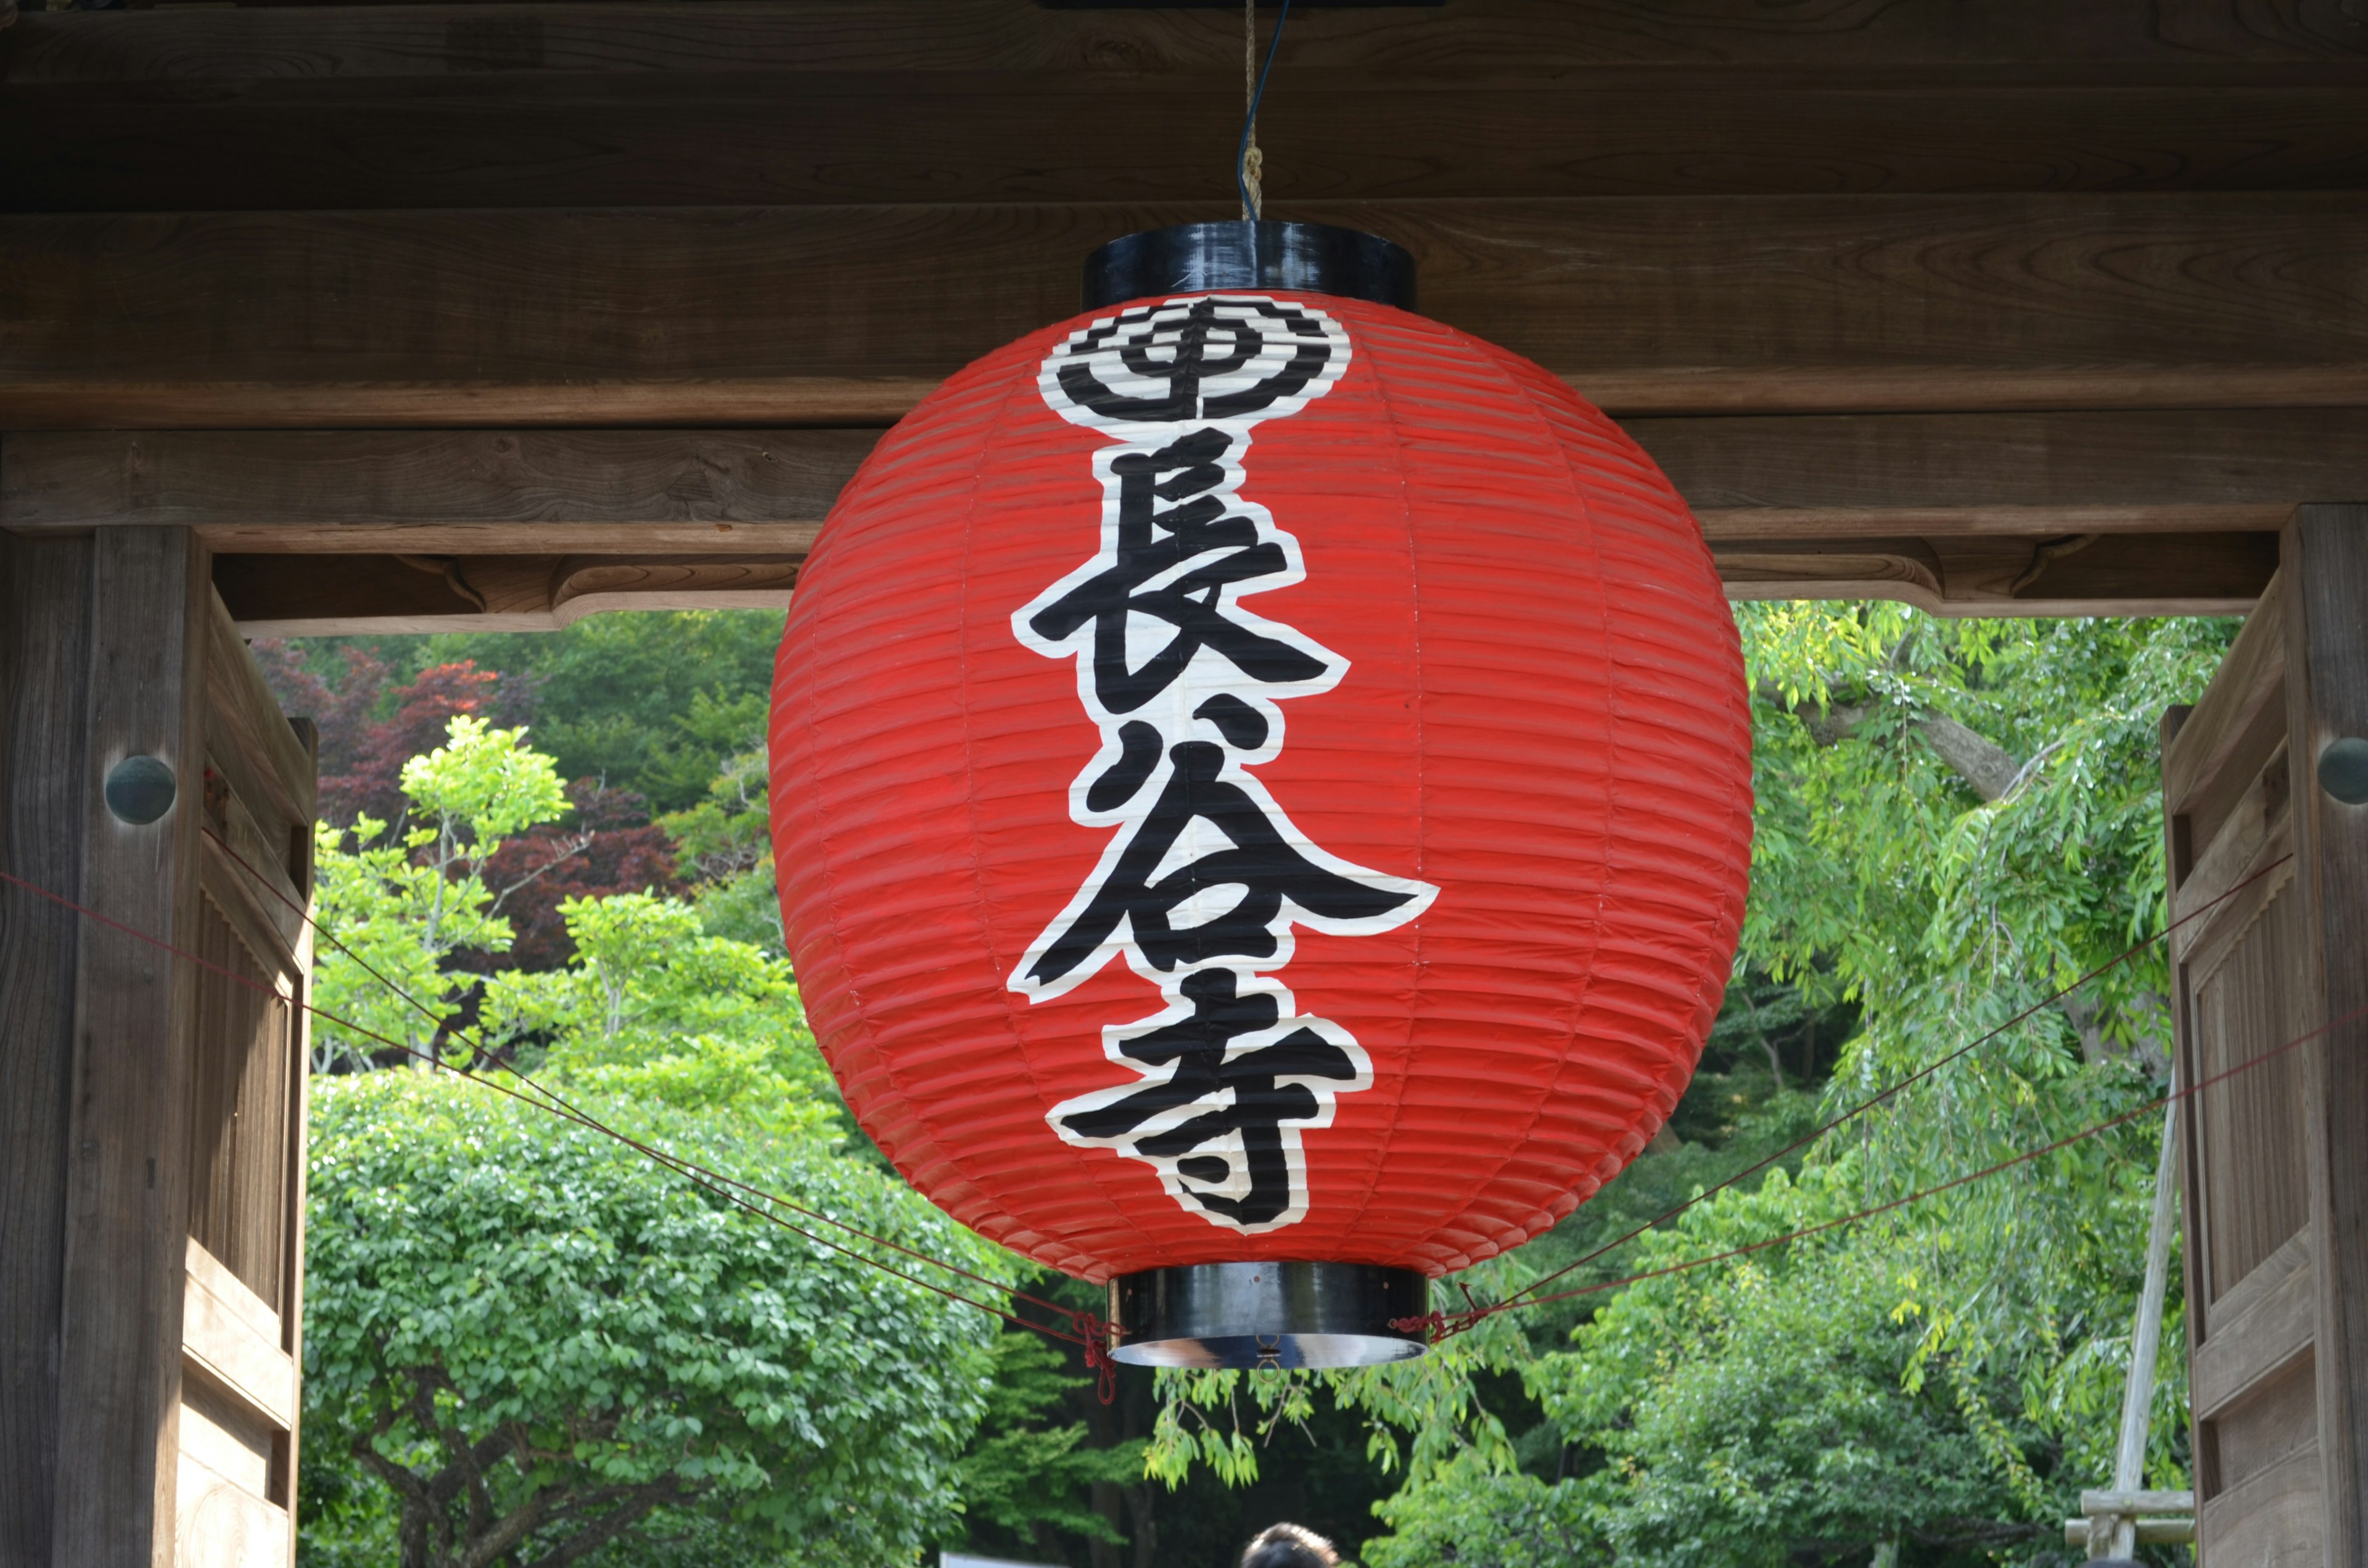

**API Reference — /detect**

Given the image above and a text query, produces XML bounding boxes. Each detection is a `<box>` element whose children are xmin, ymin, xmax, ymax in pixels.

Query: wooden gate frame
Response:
<box><xmin>8</xmin><ymin>4</ymin><xmax>2368</xmax><ymax>1563</ymax></box>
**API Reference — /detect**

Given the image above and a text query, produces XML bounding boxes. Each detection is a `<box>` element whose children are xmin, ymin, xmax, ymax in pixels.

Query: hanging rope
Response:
<box><xmin>1238</xmin><ymin>0</ymin><xmax>1293</xmax><ymax>220</ymax></box>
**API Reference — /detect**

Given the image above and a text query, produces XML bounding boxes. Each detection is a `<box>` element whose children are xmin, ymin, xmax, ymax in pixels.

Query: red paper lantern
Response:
<box><xmin>771</xmin><ymin>226</ymin><xmax>1751</xmax><ymax>1365</ymax></box>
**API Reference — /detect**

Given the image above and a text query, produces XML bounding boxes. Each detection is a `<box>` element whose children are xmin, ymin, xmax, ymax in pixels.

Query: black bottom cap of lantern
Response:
<box><xmin>1106</xmin><ymin>1262</ymin><xmax>1429</xmax><ymax>1369</ymax></box>
<box><xmin>1083</xmin><ymin>221</ymin><xmax>1416</xmax><ymax>313</ymax></box>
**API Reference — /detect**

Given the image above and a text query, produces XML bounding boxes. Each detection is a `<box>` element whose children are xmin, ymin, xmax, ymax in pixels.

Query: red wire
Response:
<box><xmin>1482</xmin><ymin>852</ymin><xmax>2293</xmax><ymax>1320</ymax></box>
<box><xmin>1416</xmin><ymin>992</ymin><xmax>2368</xmax><ymax>1339</ymax></box>
<box><xmin>14</xmin><ymin>836</ymin><xmax>2307</xmax><ymax>1393</ymax></box>
<box><xmin>0</xmin><ymin>861</ymin><xmax>1103</xmax><ymax>1360</ymax></box>
<box><xmin>197</xmin><ymin>827</ymin><xmax>1093</xmax><ymax>1331</ymax></box>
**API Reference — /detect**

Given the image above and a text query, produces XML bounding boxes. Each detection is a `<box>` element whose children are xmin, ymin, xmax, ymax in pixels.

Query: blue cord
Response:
<box><xmin>1235</xmin><ymin>0</ymin><xmax>1294</xmax><ymax>221</ymax></box>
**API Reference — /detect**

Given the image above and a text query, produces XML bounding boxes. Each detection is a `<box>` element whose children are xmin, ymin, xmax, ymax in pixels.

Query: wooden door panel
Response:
<box><xmin>2193</xmin><ymin>1231</ymin><xmax>2316</xmax><ymax>1422</ymax></box>
<box><xmin>175</xmin><ymin>590</ymin><xmax>314</xmax><ymax>1568</ymax></box>
<box><xmin>2164</xmin><ymin>565</ymin><xmax>2328</xmax><ymax>1558</ymax></box>
<box><xmin>2167</xmin><ymin>507</ymin><xmax>2368</xmax><ymax>1567</ymax></box>
<box><xmin>174</xmin><ymin>1450</ymin><xmax>289</xmax><ymax>1568</ymax></box>
<box><xmin>185</xmin><ymin>897</ymin><xmax>297</xmax><ymax>1315</ymax></box>
<box><xmin>2201</xmin><ymin>1441</ymin><xmax>2325</xmax><ymax>1568</ymax></box>
<box><xmin>2189</xmin><ymin>877</ymin><xmax>2312</xmax><ymax>1299</ymax></box>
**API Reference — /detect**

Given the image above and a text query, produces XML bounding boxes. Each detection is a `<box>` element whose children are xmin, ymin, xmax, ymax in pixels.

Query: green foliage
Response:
<box><xmin>310</xmin><ymin>715</ymin><xmax>571</xmax><ymax>1068</ymax></box>
<box><xmin>300</xmin><ymin>1071</ymin><xmax>1006</xmax><ymax>1568</ymax></box>
<box><xmin>955</xmin><ymin>1323</ymin><xmax>1146</xmax><ymax>1550</ymax></box>
<box><xmin>419</xmin><ymin>612</ymin><xmax>784</xmax><ymax>810</ymax></box>
<box><xmin>659</xmin><ymin>739</ymin><xmax>785</xmax><ymax>953</ymax></box>
<box><xmin>298</xmin><ymin>701</ymin><xmax>1023</xmax><ymax>1568</ymax></box>
<box><xmin>1149</xmin><ymin>610</ymin><xmax>2226</xmax><ymax>1566</ymax></box>
<box><xmin>1363</xmin><ymin>1453</ymin><xmax>1595</xmax><ymax>1568</ymax></box>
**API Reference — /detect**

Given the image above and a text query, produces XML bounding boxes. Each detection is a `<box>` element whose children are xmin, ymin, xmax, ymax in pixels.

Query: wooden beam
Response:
<box><xmin>10</xmin><ymin>66</ymin><xmax>2367</xmax><ymax>212</ymax></box>
<box><xmin>13</xmin><ymin>0</ymin><xmax>2366</xmax><ymax>88</ymax></box>
<box><xmin>9</xmin><ymin>196</ymin><xmax>2368</xmax><ymax>429</ymax></box>
<box><xmin>213</xmin><ymin>552</ymin><xmax>802</xmax><ymax>634</ymax></box>
<box><xmin>16</xmin><ymin>413</ymin><xmax>2368</xmax><ymax>549</ymax></box>
<box><xmin>202</xmin><ymin>533</ymin><xmax>2266</xmax><ymax>633</ymax></box>
<box><xmin>2</xmin><ymin>430</ymin><xmax>860</xmax><ymax>554</ymax></box>
<box><xmin>4</xmin><ymin>414</ymin><xmax>2325</xmax><ymax>621</ymax></box>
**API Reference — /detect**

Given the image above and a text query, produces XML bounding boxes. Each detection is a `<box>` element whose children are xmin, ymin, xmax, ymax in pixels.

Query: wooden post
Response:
<box><xmin>2285</xmin><ymin>504</ymin><xmax>2368</xmax><ymax>1568</ymax></box>
<box><xmin>1</xmin><ymin>527</ymin><xmax>213</xmax><ymax>1567</ymax></box>
<box><xmin>0</xmin><ymin>530</ymin><xmax>95</xmax><ymax>1565</ymax></box>
<box><xmin>2084</xmin><ymin>1097</ymin><xmax>2183</xmax><ymax>1559</ymax></box>
<box><xmin>55</xmin><ymin>527</ymin><xmax>212</xmax><ymax>1567</ymax></box>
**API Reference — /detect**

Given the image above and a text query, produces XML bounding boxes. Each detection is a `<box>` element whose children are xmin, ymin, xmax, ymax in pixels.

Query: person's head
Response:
<box><xmin>1241</xmin><ymin>1522</ymin><xmax>1340</xmax><ymax>1568</ymax></box>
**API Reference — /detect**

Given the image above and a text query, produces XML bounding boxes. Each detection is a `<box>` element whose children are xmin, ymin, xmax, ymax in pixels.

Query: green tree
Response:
<box><xmin>658</xmin><ymin>739</ymin><xmax>783</xmax><ymax>953</ymax></box>
<box><xmin>1151</xmin><ymin>610</ymin><xmax>2223</xmax><ymax>1566</ymax></box>
<box><xmin>954</xmin><ymin>1316</ymin><xmax>1148</xmax><ymax>1558</ymax></box>
<box><xmin>311</xmin><ymin>713</ymin><xmax>574</xmax><ymax>1069</ymax></box>
<box><xmin>421</xmin><ymin>612</ymin><xmax>785</xmax><ymax>811</ymax></box>
<box><xmin>300</xmin><ymin>1072</ymin><xmax>1006</xmax><ymax>1568</ymax></box>
<box><xmin>299</xmin><ymin>715</ymin><xmax>1022</xmax><ymax>1567</ymax></box>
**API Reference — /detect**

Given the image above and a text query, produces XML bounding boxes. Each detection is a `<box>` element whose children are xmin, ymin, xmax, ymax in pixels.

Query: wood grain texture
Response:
<box><xmin>11</xmin><ymin>73</ymin><xmax>2368</xmax><ymax>212</ymax></box>
<box><xmin>2197</xmin><ymin>1241</ymin><xmax>2311</xmax><ymax>1421</ymax></box>
<box><xmin>1632</xmin><ymin>410</ymin><xmax>2368</xmax><ymax>525</ymax></box>
<box><xmin>0</xmin><ymin>531</ymin><xmax>91</xmax><ymax>1568</ymax></box>
<box><xmin>184</xmin><ymin>897</ymin><xmax>295</xmax><ymax>1317</ymax></box>
<box><xmin>2191</xmin><ymin>877</ymin><xmax>2314</xmax><ymax>1299</ymax></box>
<box><xmin>2173</xmin><ymin>742</ymin><xmax>2293</xmax><ymax>937</ymax></box>
<box><xmin>181</xmin><ymin>1246</ymin><xmax>293</xmax><ymax>1434</ymax></box>
<box><xmin>174</xmin><ymin>1446</ymin><xmax>289</xmax><ymax>1568</ymax></box>
<box><xmin>10</xmin><ymin>0</ymin><xmax>2367</xmax><ymax>88</ymax></box>
<box><xmin>1</xmin><ymin>429</ymin><xmax>867</xmax><ymax>551</ymax></box>
<box><xmin>10</xmin><ymin>196</ymin><xmax>2368</xmax><ymax>427</ymax></box>
<box><xmin>2285</xmin><ymin>503</ymin><xmax>2368</xmax><ymax>1567</ymax></box>
<box><xmin>205</xmin><ymin>593</ymin><xmax>316</xmax><ymax>835</ymax></box>
<box><xmin>2198</xmin><ymin>1438</ymin><xmax>2324</xmax><ymax>1567</ymax></box>
<box><xmin>51</xmin><ymin>526</ymin><xmax>210</xmax><ymax>1568</ymax></box>
<box><xmin>2206</xmin><ymin>1350</ymin><xmax>2321</xmax><ymax>1501</ymax></box>
<box><xmin>212</xmin><ymin>552</ymin><xmax>802</xmax><ymax>634</ymax></box>
<box><xmin>2165</xmin><ymin>571</ymin><xmax>2288</xmax><ymax>818</ymax></box>
<box><xmin>19</xmin><ymin>414</ymin><xmax>2368</xmax><ymax>549</ymax></box>
<box><xmin>2194</xmin><ymin>1231</ymin><xmax>2316</xmax><ymax>1418</ymax></box>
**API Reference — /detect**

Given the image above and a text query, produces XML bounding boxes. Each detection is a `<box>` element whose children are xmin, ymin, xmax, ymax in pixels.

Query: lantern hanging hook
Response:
<box><xmin>1238</xmin><ymin>0</ymin><xmax>1293</xmax><ymax>220</ymax></box>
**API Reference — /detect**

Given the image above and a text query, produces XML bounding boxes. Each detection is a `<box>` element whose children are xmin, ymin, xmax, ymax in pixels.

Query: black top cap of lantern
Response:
<box><xmin>1084</xmin><ymin>221</ymin><xmax>1416</xmax><ymax>312</ymax></box>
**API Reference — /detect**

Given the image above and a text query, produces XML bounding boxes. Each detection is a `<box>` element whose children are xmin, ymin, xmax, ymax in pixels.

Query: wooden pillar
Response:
<box><xmin>0</xmin><ymin>530</ymin><xmax>95</xmax><ymax>1565</ymax></box>
<box><xmin>2287</xmin><ymin>505</ymin><xmax>2368</xmax><ymax>1568</ymax></box>
<box><xmin>0</xmin><ymin>525</ymin><xmax>212</xmax><ymax>1567</ymax></box>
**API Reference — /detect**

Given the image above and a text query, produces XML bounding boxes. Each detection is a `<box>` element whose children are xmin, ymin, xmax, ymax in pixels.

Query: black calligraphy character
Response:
<box><xmin>1060</xmin><ymin>969</ymin><xmax>1359</xmax><ymax>1227</ymax></box>
<box><xmin>1056</xmin><ymin>297</ymin><xmax>1333</xmax><ymax>424</ymax></box>
<box><xmin>1027</xmin><ymin>427</ymin><xmax>1327</xmax><ymax>715</ymax></box>
<box><xmin>1027</xmin><ymin>739</ymin><xmax>1416</xmax><ymax>988</ymax></box>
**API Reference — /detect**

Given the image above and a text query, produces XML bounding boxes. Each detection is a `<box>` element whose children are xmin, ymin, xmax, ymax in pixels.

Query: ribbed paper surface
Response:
<box><xmin>771</xmin><ymin>294</ymin><xmax>1750</xmax><ymax>1280</ymax></box>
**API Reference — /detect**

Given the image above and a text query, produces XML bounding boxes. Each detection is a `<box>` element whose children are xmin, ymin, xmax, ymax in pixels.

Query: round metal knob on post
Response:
<box><xmin>102</xmin><ymin>755</ymin><xmax>177</xmax><ymax>825</ymax></box>
<box><xmin>2319</xmin><ymin>736</ymin><xmax>2368</xmax><ymax>805</ymax></box>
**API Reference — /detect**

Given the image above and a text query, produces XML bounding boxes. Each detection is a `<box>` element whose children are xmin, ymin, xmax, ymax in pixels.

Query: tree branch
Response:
<box><xmin>488</xmin><ymin>829</ymin><xmax>596</xmax><ymax>916</ymax></box>
<box><xmin>1917</xmin><ymin>713</ymin><xmax>2021</xmax><ymax>803</ymax></box>
<box><xmin>515</xmin><ymin>1479</ymin><xmax>691</xmax><ymax>1568</ymax></box>
<box><xmin>1756</xmin><ymin>681</ymin><xmax>2022</xmax><ymax>803</ymax></box>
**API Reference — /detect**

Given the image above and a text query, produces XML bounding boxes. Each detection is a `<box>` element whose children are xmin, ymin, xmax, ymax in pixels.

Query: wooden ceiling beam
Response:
<box><xmin>10</xmin><ymin>413</ymin><xmax>2323</xmax><ymax>625</ymax></box>
<box><xmin>12</xmin><ymin>73</ymin><xmax>2368</xmax><ymax>212</ymax></box>
<box><xmin>9</xmin><ymin>195</ymin><xmax>2368</xmax><ymax>429</ymax></box>
<box><xmin>14</xmin><ymin>411</ymin><xmax>2366</xmax><ymax>551</ymax></box>
<box><xmin>13</xmin><ymin>1</ymin><xmax>2364</xmax><ymax>86</ymax></box>
<box><xmin>10</xmin><ymin>2</ymin><xmax>2367</xmax><ymax>213</ymax></box>
<box><xmin>204</xmin><ymin>530</ymin><xmax>2272</xmax><ymax>636</ymax></box>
